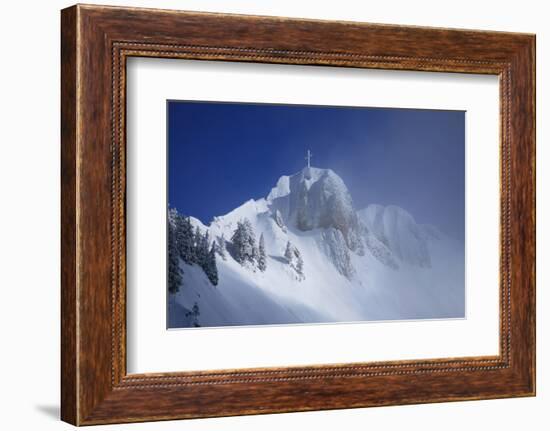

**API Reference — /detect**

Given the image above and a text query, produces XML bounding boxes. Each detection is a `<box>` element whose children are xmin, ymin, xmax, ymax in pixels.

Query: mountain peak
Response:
<box><xmin>266</xmin><ymin>166</ymin><xmax>361</xmax><ymax>251</ymax></box>
<box><xmin>267</xmin><ymin>166</ymin><xmax>342</xmax><ymax>202</ymax></box>
<box><xmin>297</xmin><ymin>166</ymin><xmax>328</xmax><ymax>188</ymax></box>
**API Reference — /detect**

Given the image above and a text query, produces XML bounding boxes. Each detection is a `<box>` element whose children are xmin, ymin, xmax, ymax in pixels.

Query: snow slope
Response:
<box><xmin>169</xmin><ymin>166</ymin><xmax>465</xmax><ymax>328</ymax></box>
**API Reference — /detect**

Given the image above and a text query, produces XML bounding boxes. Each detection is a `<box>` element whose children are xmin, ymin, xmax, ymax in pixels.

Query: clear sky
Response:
<box><xmin>168</xmin><ymin>101</ymin><xmax>465</xmax><ymax>241</ymax></box>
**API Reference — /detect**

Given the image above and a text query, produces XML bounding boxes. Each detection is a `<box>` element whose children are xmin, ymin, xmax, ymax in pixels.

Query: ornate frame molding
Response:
<box><xmin>61</xmin><ymin>5</ymin><xmax>535</xmax><ymax>425</ymax></box>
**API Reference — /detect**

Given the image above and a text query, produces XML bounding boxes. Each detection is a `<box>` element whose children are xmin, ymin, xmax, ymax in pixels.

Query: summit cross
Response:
<box><xmin>305</xmin><ymin>149</ymin><xmax>313</xmax><ymax>168</ymax></box>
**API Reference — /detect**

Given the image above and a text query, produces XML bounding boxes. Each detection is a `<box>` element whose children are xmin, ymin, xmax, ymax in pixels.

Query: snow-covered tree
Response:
<box><xmin>230</xmin><ymin>221</ymin><xmax>247</xmax><ymax>264</ymax></box>
<box><xmin>168</xmin><ymin>207</ymin><xmax>178</xmax><ymax>226</ymax></box>
<box><xmin>203</xmin><ymin>231</ymin><xmax>211</xmax><ymax>265</ymax></box>
<box><xmin>167</xmin><ymin>221</ymin><xmax>182</xmax><ymax>293</ymax></box>
<box><xmin>175</xmin><ymin>213</ymin><xmax>194</xmax><ymax>264</ymax></box>
<box><xmin>284</xmin><ymin>241</ymin><xmax>294</xmax><ymax>263</ymax></box>
<box><xmin>231</xmin><ymin>218</ymin><xmax>258</xmax><ymax>265</ymax></box>
<box><xmin>243</xmin><ymin>218</ymin><xmax>259</xmax><ymax>262</ymax></box>
<box><xmin>193</xmin><ymin>226</ymin><xmax>201</xmax><ymax>248</ymax></box>
<box><xmin>295</xmin><ymin>247</ymin><xmax>304</xmax><ymax>278</ymax></box>
<box><xmin>258</xmin><ymin>233</ymin><xmax>267</xmax><ymax>272</ymax></box>
<box><xmin>204</xmin><ymin>243</ymin><xmax>219</xmax><ymax>286</ymax></box>
<box><xmin>167</xmin><ymin>217</ymin><xmax>218</xmax><ymax>286</ymax></box>
<box><xmin>186</xmin><ymin>302</ymin><xmax>201</xmax><ymax>327</ymax></box>
<box><xmin>193</xmin><ymin>228</ymin><xmax>208</xmax><ymax>267</ymax></box>
<box><xmin>284</xmin><ymin>241</ymin><xmax>305</xmax><ymax>281</ymax></box>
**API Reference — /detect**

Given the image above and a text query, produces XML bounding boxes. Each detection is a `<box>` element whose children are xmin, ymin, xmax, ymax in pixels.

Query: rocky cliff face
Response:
<box><xmin>268</xmin><ymin>167</ymin><xmax>362</xmax><ymax>253</ymax></box>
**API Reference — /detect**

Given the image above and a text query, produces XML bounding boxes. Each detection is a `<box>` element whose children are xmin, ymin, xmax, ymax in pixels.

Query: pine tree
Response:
<box><xmin>284</xmin><ymin>241</ymin><xmax>304</xmax><ymax>281</ymax></box>
<box><xmin>230</xmin><ymin>218</ymin><xmax>258</xmax><ymax>266</ymax></box>
<box><xmin>167</xmin><ymin>221</ymin><xmax>183</xmax><ymax>293</ymax></box>
<box><xmin>242</xmin><ymin>218</ymin><xmax>258</xmax><ymax>263</ymax></box>
<box><xmin>295</xmin><ymin>247</ymin><xmax>304</xmax><ymax>278</ymax></box>
<box><xmin>205</xmin><ymin>243</ymin><xmax>219</xmax><ymax>286</ymax></box>
<box><xmin>186</xmin><ymin>302</ymin><xmax>201</xmax><ymax>327</ymax></box>
<box><xmin>258</xmin><ymin>233</ymin><xmax>267</xmax><ymax>272</ymax></box>
<box><xmin>284</xmin><ymin>241</ymin><xmax>294</xmax><ymax>263</ymax></box>
<box><xmin>199</xmin><ymin>231</ymin><xmax>210</xmax><ymax>267</ymax></box>
<box><xmin>230</xmin><ymin>221</ymin><xmax>244</xmax><ymax>264</ymax></box>
<box><xmin>231</xmin><ymin>219</ymin><xmax>248</xmax><ymax>264</ymax></box>
<box><xmin>194</xmin><ymin>226</ymin><xmax>202</xmax><ymax>249</ymax></box>
<box><xmin>193</xmin><ymin>226</ymin><xmax>206</xmax><ymax>266</ymax></box>
<box><xmin>167</xmin><ymin>207</ymin><xmax>218</xmax><ymax>289</ymax></box>
<box><xmin>168</xmin><ymin>207</ymin><xmax>179</xmax><ymax>226</ymax></box>
<box><xmin>175</xmin><ymin>214</ymin><xmax>194</xmax><ymax>264</ymax></box>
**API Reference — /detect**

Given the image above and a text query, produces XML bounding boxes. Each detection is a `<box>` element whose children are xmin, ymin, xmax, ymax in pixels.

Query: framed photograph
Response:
<box><xmin>61</xmin><ymin>4</ymin><xmax>535</xmax><ymax>425</ymax></box>
<box><xmin>164</xmin><ymin>101</ymin><xmax>466</xmax><ymax>330</ymax></box>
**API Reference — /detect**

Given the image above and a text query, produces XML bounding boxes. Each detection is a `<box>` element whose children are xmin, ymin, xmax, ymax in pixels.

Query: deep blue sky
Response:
<box><xmin>168</xmin><ymin>101</ymin><xmax>465</xmax><ymax>241</ymax></box>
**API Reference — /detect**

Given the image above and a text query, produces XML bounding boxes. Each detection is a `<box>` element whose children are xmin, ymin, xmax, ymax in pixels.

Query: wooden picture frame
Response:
<box><xmin>61</xmin><ymin>4</ymin><xmax>535</xmax><ymax>425</ymax></box>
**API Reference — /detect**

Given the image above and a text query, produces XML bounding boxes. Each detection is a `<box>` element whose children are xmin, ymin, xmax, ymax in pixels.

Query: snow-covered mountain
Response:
<box><xmin>168</xmin><ymin>166</ymin><xmax>465</xmax><ymax>328</ymax></box>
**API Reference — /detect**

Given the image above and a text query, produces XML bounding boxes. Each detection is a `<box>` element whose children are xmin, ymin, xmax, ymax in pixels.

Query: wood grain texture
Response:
<box><xmin>60</xmin><ymin>4</ymin><xmax>536</xmax><ymax>425</ymax></box>
<box><xmin>60</xmin><ymin>5</ymin><xmax>78</xmax><ymax>425</ymax></box>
